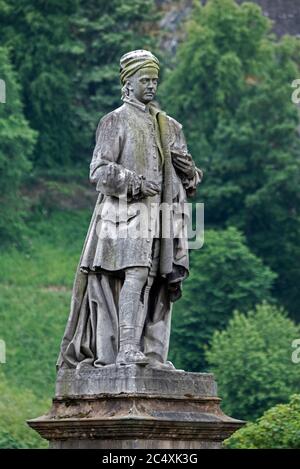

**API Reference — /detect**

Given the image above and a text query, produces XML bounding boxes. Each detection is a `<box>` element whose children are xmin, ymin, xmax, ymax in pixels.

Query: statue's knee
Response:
<box><xmin>125</xmin><ymin>267</ymin><xmax>149</xmax><ymax>288</ymax></box>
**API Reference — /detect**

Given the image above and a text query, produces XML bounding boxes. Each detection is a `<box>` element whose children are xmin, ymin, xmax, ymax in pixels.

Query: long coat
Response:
<box><xmin>57</xmin><ymin>99</ymin><xmax>202</xmax><ymax>368</ymax></box>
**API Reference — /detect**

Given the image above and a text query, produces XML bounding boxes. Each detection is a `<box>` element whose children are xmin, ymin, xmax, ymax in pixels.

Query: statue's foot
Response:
<box><xmin>147</xmin><ymin>359</ymin><xmax>184</xmax><ymax>371</ymax></box>
<box><xmin>116</xmin><ymin>349</ymin><xmax>149</xmax><ymax>366</ymax></box>
<box><xmin>165</xmin><ymin>360</ymin><xmax>177</xmax><ymax>370</ymax></box>
<box><xmin>151</xmin><ymin>360</ymin><xmax>176</xmax><ymax>370</ymax></box>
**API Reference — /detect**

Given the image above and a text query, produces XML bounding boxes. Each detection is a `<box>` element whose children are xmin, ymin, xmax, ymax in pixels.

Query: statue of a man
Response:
<box><xmin>57</xmin><ymin>50</ymin><xmax>202</xmax><ymax>370</ymax></box>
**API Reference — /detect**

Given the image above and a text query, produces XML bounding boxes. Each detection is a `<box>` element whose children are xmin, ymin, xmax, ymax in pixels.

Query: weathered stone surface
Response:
<box><xmin>238</xmin><ymin>0</ymin><xmax>300</xmax><ymax>38</ymax></box>
<box><xmin>57</xmin><ymin>50</ymin><xmax>203</xmax><ymax>371</ymax></box>
<box><xmin>158</xmin><ymin>0</ymin><xmax>300</xmax><ymax>55</ymax></box>
<box><xmin>50</xmin><ymin>439</ymin><xmax>221</xmax><ymax>449</ymax></box>
<box><xmin>28</xmin><ymin>366</ymin><xmax>244</xmax><ymax>449</ymax></box>
<box><xmin>55</xmin><ymin>364</ymin><xmax>217</xmax><ymax>398</ymax></box>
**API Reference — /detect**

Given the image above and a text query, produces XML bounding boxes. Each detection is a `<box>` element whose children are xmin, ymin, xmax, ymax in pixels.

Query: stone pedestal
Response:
<box><xmin>28</xmin><ymin>364</ymin><xmax>244</xmax><ymax>449</ymax></box>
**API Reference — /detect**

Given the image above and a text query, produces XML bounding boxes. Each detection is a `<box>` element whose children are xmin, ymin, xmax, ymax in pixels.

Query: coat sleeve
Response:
<box><xmin>89</xmin><ymin>112</ymin><xmax>143</xmax><ymax>199</ymax></box>
<box><xmin>168</xmin><ymin>116</ymin><xmax>203</xmax><ymax>198</ymax></box>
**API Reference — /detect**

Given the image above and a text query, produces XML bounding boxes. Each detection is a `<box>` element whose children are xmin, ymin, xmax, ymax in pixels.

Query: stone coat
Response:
<box><xmin>80</xmin><ymin>98</ymin><xmax>201</xmax><ymax>275</ymax></box>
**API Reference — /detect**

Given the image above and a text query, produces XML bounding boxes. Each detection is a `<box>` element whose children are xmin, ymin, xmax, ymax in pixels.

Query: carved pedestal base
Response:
<box><xmin>28</xmin><ymin>364</ymin><xmax>244</xmax><ymax>449</ymax></box>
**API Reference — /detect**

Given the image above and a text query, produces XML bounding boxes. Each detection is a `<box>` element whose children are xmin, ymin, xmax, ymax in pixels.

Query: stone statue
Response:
<box><xmin>57</xmin><ymin>50</ymin><xmax>203</xmax><ymax>370</ymax></box>
<box><xmin>29</xmin><ymin>51</ymin><xmax>243</xmax><ymax>449</ymax></box>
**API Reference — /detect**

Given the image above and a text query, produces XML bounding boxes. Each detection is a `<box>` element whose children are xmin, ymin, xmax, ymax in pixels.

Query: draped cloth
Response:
<box><xmin>56</xmin><ymin>193</ymin><xmax>176</xmax><ymax>369</ymax></box>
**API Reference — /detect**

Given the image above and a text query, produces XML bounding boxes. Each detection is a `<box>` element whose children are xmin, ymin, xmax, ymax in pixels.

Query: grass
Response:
<box><xmin>0</xmin><ymin>208</ymin><xmax>91</xmax><ymax>447</ymax></box>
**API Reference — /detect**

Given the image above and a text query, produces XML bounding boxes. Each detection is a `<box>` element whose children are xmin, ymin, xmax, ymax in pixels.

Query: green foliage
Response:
<box><xmin>0</xmin><ymin>0</ymin><xmax>78</xmax><ymax>167</ymax></box>
<box><xmin>169</xmin><ymin>227</ymin><xmax>276</xmax><ymax>371</ymax></box>
<box><xmin>0</xmin><ymin>205</ymin><xmax>92</xmax><ymax>447</ymax></box>
<box><xmin>0</xmin><ymin>285</ymin><xmax>70</xmax><ymax>398</ymax></box>
<box><xmin>206</xmin><ymin>303</ymin><xmax>300</xmax><ymax>421</ymax></box>
<box><xmin>0</xmin><ymin>372</ymin><xmax>48</xmax><ymax>448</ymax></box>
<box><xmin>69</xmin><ymin>0</ymin><xmax>159</xmax><ymax>160</ymax></box>
<box><xmin>161</xmin><ymin>0</ymin><xmax>300</xmax><ymax>319</ymax></box>
<box><xmin>0</xmin><ymin>210</ymin><xmax>90</xmax><ymax>397</ymax></box>
<box><xmin>0</xmin><ymin>0</ymin><xmax>159</xmax><ymax>167</ymax></box>
<box><xmin>226</xmin><ymin>394</ymin><xmax>300</xmax><ymax>449</ymax></box>
<box><xmin>0</xmin><ymin>46</ymin><xmax>36</xmax><ymax>244</ymax></box>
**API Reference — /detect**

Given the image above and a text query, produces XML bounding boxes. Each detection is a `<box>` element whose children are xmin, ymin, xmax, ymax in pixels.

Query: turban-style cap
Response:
<box><xmin>120</xmin><ymin>49</ymin><xmax>160</xmax><ymax>85</ymax></box>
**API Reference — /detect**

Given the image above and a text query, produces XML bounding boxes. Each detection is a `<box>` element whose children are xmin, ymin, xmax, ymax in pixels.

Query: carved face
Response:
<box><xmin>127</xmin><ymin>67</ymin><xmax>159</xmax><ymax>104</ymax></box>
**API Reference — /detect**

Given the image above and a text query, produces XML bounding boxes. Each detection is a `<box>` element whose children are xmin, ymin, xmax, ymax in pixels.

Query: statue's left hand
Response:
<box><xmin>171</xmin><ymin>151</ymin><xmax>195</xmax><ymax>179</ymax></box>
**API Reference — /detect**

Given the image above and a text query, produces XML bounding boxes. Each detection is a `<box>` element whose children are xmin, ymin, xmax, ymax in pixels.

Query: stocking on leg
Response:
<box><xmin>116</xmin><ymin>266</ymin><xmax>149</xmax><ymax>365</ymax></box>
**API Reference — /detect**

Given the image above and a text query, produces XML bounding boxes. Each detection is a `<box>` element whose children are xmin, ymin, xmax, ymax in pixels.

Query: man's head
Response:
<box><xmin>120</xmin><ymin>50</ymin><xmax>159</xmax><ymax>104</ymax></box>
<box><xmin>126</xmin><ymin>67</ymin><xmax>158</xmax><ymax>104</ymax></box>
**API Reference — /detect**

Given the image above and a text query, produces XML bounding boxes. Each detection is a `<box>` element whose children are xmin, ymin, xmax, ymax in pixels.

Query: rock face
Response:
<box><xmin>28</xmin><ymin>364</ymin><xmax>244</xmax><ymax>449</ymax></box>
<box><xmin>237</xmin><ymin>0</ymin><xmax>300</xmax><ymax>37</ymax></box>
<box><xmin>158</xmin><ymin>0</ymin><xmax>300</xmax><ymax>50</ymax></box>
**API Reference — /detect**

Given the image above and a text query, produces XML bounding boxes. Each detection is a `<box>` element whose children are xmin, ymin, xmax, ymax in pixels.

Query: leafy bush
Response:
<box><xmin>206</xmin><ymin>303</ymin><xmax>300</xmax><ymax>420</ymax></box>
<box><xmin>226</xmin><ymin>394</ymin><xmax>300</xmax><ymax>449</ymax></box>
<box><xmin>169</xmin><ymin>228</ymin><xmax>276</xmax><ymax>371</ymax></box>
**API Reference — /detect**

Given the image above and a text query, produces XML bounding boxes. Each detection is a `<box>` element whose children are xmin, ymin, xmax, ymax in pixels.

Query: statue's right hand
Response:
<box><xmin>141</xmin><ymin>179</ymin><xmax>161</xmax><ymax>197</ymax></box>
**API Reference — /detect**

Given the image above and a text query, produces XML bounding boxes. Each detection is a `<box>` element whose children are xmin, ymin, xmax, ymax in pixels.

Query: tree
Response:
<box><xmin>161</xmin><ymin>0</ymin><xmax>300</xmax><ymax>319</ymax></box>
<box><xmin>68</xmin><ymin>0</ymin><xmax>159</xmax><ymax>161</ymax></box>
<box><xmin>226</xmin><ymin>394</ymin><xmax>300</xmax><ymax>449</ymax></box>
<box><xmin>0</xmin><ymin>0</ymin><xmax>78</xmax><ymax>167</ymax></box>
<box><xmin>169</xmin><ymin>227</ymin><xmax>276</xmax><ymax>371</ymax></box>
<box><xmin>0</xmin><ymin>1</ymin><xmax>160</xmax><ymax>168</ymax></box>
<box><xmin>0</xmin><ymin>46</ymin><xmax>36</xmax><ymax>244</ymax></box>
<box><xmin>206</xmin><ymin>303</ymin><xmax>300</xmax><ymax>421</ymax></box>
